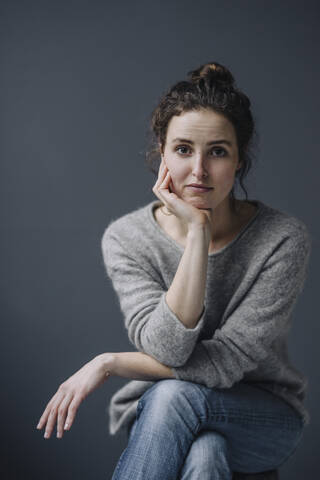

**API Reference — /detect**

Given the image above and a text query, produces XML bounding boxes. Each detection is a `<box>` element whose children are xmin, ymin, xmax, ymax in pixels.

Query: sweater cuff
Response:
<box><xmin>157</xmin><ymin>292</ymin><xmax>206</xmax><ymax>366</ymax></box>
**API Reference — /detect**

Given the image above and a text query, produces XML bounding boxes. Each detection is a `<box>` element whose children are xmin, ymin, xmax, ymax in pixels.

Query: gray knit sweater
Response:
<box><xmin>101</xmin><ymin>199</ymin><xmax>312</xmax><ymax>436</ymax></box>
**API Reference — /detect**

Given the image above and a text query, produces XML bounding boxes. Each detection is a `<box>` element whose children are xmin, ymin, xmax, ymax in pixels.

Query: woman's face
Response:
<box><xmin>160</xmin><ymin>108</ymin><xmax>242</xmax><ymax>212</ymax></box>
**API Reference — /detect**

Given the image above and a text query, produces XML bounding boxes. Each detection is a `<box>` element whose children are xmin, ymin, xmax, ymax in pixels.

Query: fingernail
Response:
<box><xmin>44</xmin><ymin>432</ymin><xmax>48</xmax><ymax>438</ymax></box>
<box><xmin>64</xmin><ymin>422</ymin><xmax>69</xmax><ymax>430</ymax></box>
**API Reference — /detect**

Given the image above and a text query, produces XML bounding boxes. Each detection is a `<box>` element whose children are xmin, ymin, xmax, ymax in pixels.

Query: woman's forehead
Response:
<box><xmin>166</xmin><ymin>111</ymin><xmax>235</xmax><ymax>141</ymax></box>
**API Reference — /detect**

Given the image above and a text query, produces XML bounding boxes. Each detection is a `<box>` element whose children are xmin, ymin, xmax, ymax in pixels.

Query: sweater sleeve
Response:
<box><xmin>172</xmin><ymin>225</ymin><xmax>312</xmax><ymax>388</ymax></box>
<box><xmin>101</xmin><ymin>227</ymin><xmax>206</xmax><ymax>367</ymax></box>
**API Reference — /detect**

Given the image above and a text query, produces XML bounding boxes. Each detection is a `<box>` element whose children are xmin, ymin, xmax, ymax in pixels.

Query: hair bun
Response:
<box><xmin>187</xmin><ymin>61</ymin><xmax>235</xmax><ymax>88</ymax></box>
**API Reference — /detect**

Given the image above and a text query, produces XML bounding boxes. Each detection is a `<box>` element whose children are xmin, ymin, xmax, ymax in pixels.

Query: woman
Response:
<box><xmin>36</xmin><ymin>62</ymin><xmax>312</xmax><ymax>479</ymax></box>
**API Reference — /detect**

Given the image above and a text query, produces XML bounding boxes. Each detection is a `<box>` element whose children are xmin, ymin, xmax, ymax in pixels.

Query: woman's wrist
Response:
<box><xmin>96</xmin><ymin>352</ymin><xmax>117</xmax><ymax>377</ymax></box>
<box><xmin>187</xmin><ymin>222</ymin><xmax>211</xmax><ymax>248</ymax></box>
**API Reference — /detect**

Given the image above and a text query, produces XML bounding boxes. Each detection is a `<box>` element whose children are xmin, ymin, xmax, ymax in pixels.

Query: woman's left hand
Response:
<box><xmin>36</xmin><ymin>354</ymin><xmax>114</xmax><ymax>439</ymax></box>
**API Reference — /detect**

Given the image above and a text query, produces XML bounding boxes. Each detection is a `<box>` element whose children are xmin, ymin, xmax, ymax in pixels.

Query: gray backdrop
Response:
<box><xmin>1</xmin><ymin>0</ymin><xmax>319</xmax><ymax>478</ymax></box>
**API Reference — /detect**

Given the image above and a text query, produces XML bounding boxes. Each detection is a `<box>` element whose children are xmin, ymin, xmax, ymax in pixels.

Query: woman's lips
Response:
<box><xmin>187</xmin><ymin>186</ymin><xmax>213</xmax><ymax>193</ymax></box>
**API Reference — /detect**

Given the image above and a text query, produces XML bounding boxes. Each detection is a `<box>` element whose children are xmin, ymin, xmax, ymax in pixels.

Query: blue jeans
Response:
<box><xmin>111</xmin><ymin>379</ymin><xmax>304</xmax><ymax>479</ymax></box>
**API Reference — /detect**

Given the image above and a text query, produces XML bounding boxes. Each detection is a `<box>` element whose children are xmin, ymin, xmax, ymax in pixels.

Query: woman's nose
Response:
<box><xmin>191</xmin><ymin>155</ymin><xmax>208</xmax><ymax>178</ymax></box>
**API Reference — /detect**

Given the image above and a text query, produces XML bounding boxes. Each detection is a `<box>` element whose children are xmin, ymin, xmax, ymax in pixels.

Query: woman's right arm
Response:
<box><xmin>101</xmin><ymin>160</ymin><xmax>213</xmax><ymax>367</ymax></box>
<box><xmin>165</xmin><ymin>224</ymin><xmax>209</xmax><ymax>329</ymax></box>
<box><xmin>154</xmin><ymin>158</ymin><xmax>212</xmax><ymax>330</ymax></box>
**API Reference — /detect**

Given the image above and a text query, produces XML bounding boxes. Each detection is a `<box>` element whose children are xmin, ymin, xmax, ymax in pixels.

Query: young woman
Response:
<box><xmin>36</xmin><ymin>62</ymin><xmax>312</xmax><ymax>479</ymax></box>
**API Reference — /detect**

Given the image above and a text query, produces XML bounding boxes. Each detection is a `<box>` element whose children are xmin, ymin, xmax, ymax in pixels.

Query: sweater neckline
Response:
<box><xmin>147</xmin><ymin>198</ymin><xmax>264</xmax><ymax>257</ymax></box>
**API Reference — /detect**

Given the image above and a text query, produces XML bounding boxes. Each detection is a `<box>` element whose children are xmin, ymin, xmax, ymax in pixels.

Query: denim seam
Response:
<box><xmin>199</xmin><ymin>408</ymin><xmax>301</xmax><ymax>419</ymax></box>
<box><xmin>198</xmin><ymin>411</ymin><xmax>301</xmax><ymax>429</ymax></box>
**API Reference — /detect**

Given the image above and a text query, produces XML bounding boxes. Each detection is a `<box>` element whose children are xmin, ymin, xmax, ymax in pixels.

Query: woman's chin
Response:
<box><xmin>177</xmin><ymin>191</ymin><xmax>211</xmax><ymax>208</ymax></box>
<box><xmin>186</xmin><ymin>198</ymin><xmax>211</xmax><ymax>209</ymax></box>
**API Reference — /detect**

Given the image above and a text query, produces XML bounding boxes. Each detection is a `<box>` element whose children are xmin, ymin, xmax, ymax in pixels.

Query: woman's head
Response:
<box><xmin>159</xmin><ymin>108</ymin><xmax>242</xmax><ymax>214</ymax></box>
<box><xmin>146</xmin><ymin>61</ymin><xmax>258</xmax><ymax>214</ymax></box>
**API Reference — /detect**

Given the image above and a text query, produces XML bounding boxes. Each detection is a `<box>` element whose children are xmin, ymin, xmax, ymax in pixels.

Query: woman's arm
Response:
<box><xmin>36</xmin><ymin>351</ymin><xmax>174</xmax><ymax>440</ymax></box>
<box><xmin>101</xmin><ymin>163</ymin><xmax>212</xmax><ymax>366</ymax></box>
<box><xmin>165</xmin><ymin>225</ymin><xmax>209</xmax><ymax>329</ymax></box>
<box><xmin>154</xmin><ymin>160</ymin><xmax>211</xmax><ymax>330</ymax></box>
<box><xmin>102</xmin><ymin>351</ymin><xmax>175</xmax><ymax>381</ymax></box>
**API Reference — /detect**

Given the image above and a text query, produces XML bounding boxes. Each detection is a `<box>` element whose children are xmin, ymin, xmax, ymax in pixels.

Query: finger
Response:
<box><xmin>152</xmin><ymin>166</ymin><xmax>169</xmax><ymax>201</ymax></box>
<box><xmin>159</xmin><ymin>171</ymin><xmax>172</xmax><ymax>192</ymax></box>
<box><xmin>37</xmin><ymin>392</ymin><xmax>60</xmax><ymax>430</ymax></box>
<box><xmin>159</xmin><ymin>158</ymin><xmax>166</xmax><ymax>173</ymax></box>
<box><xmin>56</xmin><ymin>392</ymin><xmax>74</xmax><ymax>438</ymax></box>
<box><xmin>43</xmin><ymin>403</ymin><xmax>60</xmax><ymax>439</ymax></box>
<box><xmin>63</xmin><ymin>393</ymin><xmax>84</xmax><ymax>432</ymax></box>
<box><xmin>161</xmin><ymin>170</ymin><xmax>171</xmax><ymax>186</ymax></box>
<box><xmin>169</xmin><ymin>180</ymin><xmax>175</xmax><ymax>194</ymax></box>
<box><xmin>155</xmin><ymin>163</ymin><xmax>168</xmax><ymax>187</ymax></box>
<box><xmin>158</xmin><ymin>173</ymin><xmax>176</xmax><ymax>210</ymax></box>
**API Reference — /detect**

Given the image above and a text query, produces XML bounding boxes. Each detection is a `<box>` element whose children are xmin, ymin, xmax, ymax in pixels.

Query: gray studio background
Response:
<box><xmin>1</xmin><ymin>1</ymin><xmax>319</xmax><ymax>479</ymax></box>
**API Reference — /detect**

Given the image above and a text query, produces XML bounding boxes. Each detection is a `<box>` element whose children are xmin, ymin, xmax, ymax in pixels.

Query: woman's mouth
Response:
<box><xmin>187</xmin><ymin>186</ymin><xmax>213</xmax><ymax>193</ymax></box>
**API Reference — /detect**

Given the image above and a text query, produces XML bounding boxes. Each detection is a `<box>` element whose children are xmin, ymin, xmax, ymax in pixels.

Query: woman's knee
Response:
<box><xmin>139</xmin><ymin>379</ymin><xmax>200</xmax><ymax>407</ymax></box>
<box><xmin>137</xmin><ymin>379</ymin><xmax>208</xmax><ymax>424</ymax></box>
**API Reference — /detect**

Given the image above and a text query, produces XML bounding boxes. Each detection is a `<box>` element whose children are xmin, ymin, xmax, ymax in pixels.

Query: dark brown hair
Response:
<box><xmin>144</xmin><ymin>61</ymin><xmax>259</xmax><ymax>213</ymax></box>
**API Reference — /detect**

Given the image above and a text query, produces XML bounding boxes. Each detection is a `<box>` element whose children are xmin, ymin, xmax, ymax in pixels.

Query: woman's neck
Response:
<box><xmin>159</xmin><ymin>198</ymin><xmax>245</xmax><ymax>245</ymax></box>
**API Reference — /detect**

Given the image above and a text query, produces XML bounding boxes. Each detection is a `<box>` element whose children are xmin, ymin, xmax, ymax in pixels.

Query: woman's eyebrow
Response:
<box><xmin>171</xmin><ymin>137</ymin><xmax>232</xmax><ymax>147</ymax></box>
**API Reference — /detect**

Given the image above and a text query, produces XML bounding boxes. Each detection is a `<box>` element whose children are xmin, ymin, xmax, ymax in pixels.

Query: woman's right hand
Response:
<box><xmin>36</xmin><ymin>354</ymin><xmax>113</xmax><ymax>439</ymax></box>
<box><xmin>152</xmin><ymin>158</ymin><xmax>213</xmax><ymax>240</ymax></box>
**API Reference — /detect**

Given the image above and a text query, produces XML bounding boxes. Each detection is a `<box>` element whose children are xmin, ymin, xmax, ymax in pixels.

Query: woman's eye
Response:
<box><xmin>212</xmin><ymin>148</ymin><xmax>226</xmax><ymax>157</ymax></box>
<box><xmin>175</xmin><ymin>146</ymin><xmax>227</xmax><ymax>156</ymax></box>
<box><xmin>175</xmin><ymin>145</ymin><xmax>190</xmax><ymax>155</ymax></box>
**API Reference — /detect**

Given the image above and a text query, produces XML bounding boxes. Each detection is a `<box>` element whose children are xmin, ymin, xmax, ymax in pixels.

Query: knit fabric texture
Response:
<box><xmin>101</xmin><ymin>199</ymin><xmax>312</xmax><ymax>436</ymax></box>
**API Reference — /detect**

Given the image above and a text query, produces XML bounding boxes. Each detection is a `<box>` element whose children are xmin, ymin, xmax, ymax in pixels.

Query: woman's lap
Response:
<box><xmin>126</xmin><ymin>379</ymin><xmax>303</xmax><ymax>474</ymax></box>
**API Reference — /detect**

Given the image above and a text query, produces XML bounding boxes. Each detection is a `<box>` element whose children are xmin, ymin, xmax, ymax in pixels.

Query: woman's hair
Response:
<box><xmin>145</xmin><ymin>61</ymin><xmax>259</xmax><ymax>213</ymax></box>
